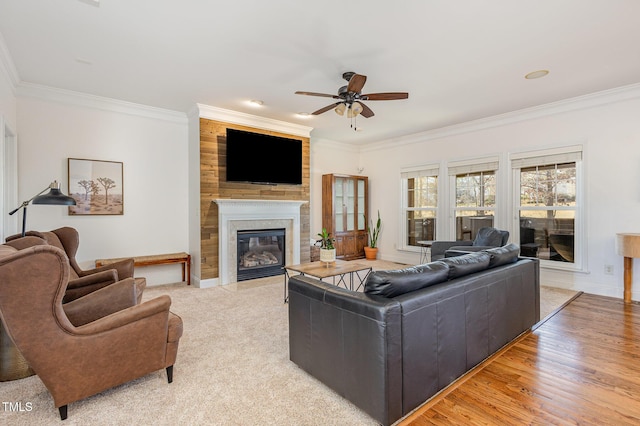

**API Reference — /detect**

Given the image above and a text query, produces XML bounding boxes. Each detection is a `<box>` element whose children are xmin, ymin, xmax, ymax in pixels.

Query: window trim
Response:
<box><xmin>510</xmin><ymin>146</ymin><xmax>585</xmax><ymax>272</ymax></box>
<box><xmin>448</xmin><ymin>156</ymin><xmax>500</xmax><ymax>240</ymax></box>
<box><xmin>399</xmin><ymin>163</ymin><xmax>440</xmax><ymax>252</ymax></box>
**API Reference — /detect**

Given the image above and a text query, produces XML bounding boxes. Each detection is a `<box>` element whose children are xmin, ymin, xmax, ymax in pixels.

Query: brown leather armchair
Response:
<box><xmin>6</xmin><ymin>227</ymin><xmax>136</xmax><ymax>302</ymax></box>
<box><xmin>0</xmin><ymin>244</ymin><xmax>183</xmax><ymax>420</ymax></box>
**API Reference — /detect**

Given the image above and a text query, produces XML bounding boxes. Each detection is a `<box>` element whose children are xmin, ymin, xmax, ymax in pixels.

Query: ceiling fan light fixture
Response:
<box><xmin>347</xmin><ymin>102</ymin><xmax>363</xmax><ymax>118</ymax></box>
<box><xmin>334</xmin><ymin>103</ymin><xmax>346</xmax><ymax>116</ymax></box>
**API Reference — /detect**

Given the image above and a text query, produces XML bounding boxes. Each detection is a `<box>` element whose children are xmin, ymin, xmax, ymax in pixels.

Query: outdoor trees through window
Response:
<box><xmin>519</xmin><ymin>162</ymin><xmax>577</xmax><ymax>263</ymax></box>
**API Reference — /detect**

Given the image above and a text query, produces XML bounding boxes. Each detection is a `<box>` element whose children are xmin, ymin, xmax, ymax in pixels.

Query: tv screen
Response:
<box><xmin>226</xmin><ymin>128</ymin><xmax>303</xmax><ymax>185</ymax></box>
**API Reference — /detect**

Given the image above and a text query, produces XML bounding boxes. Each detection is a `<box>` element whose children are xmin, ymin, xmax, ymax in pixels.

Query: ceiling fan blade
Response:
<box><xmin>295</xmin><ymin>91</ymin><xmax>340</xmax><ymax>99</ymax></box>
<box><xmin>361</xmin><ymin>92</ymin><xmax>409</xmax><ymax>101</ymax></box>
<box><xmin>356</xmin><ymin>101</ymin><xmax>374</xmax><ymax>118</ymax></box>
<box><xmin>347</xmin><ymin>73</ymin><xmax>367</xmax><ymax>93</ymax></box>
<box><xmin>312</xmin><ymin>102</ymin><xmax>342</xmax><ymax>115</ymax></box>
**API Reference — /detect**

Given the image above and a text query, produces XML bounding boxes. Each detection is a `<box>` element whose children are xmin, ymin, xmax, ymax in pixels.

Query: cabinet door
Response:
<box><xmin>346</xmin><ymin>178</ymin><xmax>355</xmax><ymax>231</ymax></box>
<box><xmin>334</xmin><ymin>235</ymin><xmax>346</xmax><ymax>257</ymax></box>
<box><xmin>342</xmin><ymin>235</ymin><xmax>356</xmax><ymax>257</ymax></box>
<box><xmin>357</xmin><ymin>178</ymin><xmax>366</xmax><ymax>231</ymax></box>
<box><xmin>334</xmin><ymin>177</ymin><xmax>345</xmax><ymax>232</ymax></box>
<box><xmin>356</xmin><ymin>232</ymin><xmax>368</xmax><ymax>254</ymax></box>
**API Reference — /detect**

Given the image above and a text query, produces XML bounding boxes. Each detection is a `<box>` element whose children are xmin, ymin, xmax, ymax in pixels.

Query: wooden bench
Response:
<box><xmin>96</xmin><ymin>252</ymin><xmax>191</xmax><ymax>285</ymax></box>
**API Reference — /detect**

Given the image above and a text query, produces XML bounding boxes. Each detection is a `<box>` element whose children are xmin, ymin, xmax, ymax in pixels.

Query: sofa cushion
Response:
<box><xmin>441</xmin><ymin>252</ymin><xmax>491</xmax><ymax>279</ymax></box>
<box><xmin>484</xmin><ymin>243</ymin><xmax>520</xmax><ymax>268</ymax></box>
<box><xmin>364</xmin><ymin>262</ymin><xmax>450</xmax><ymax>298</ymax></box>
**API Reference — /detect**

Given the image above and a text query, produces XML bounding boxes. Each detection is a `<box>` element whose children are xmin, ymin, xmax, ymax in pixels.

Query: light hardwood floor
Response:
<box><xmin>399</xmin><ymin>293</ymin><xmax>640</xmax><ymax>425</ymax></box>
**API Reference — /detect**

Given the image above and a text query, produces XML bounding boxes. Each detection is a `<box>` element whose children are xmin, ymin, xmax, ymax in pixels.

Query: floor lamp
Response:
<box><xmin>8</xmin><ymin>181</ymin><xmax>76</xmax><ymax>237</ymax></box>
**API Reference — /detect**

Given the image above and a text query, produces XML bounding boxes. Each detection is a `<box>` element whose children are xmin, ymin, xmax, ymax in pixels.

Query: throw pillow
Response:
<box><xmin>484</xmin><ymin>243</ymin><xmax>520</xmax><ymax>268</ymax></box>
<box><xmin>364</xmin><ymin>262</ymin><xmax>450</xmax><ymax>298</ymax></box>
<box><xmin>441</xmin><ymin>252</ymin><xmax>491</xmax><ymax>279</ymax></box>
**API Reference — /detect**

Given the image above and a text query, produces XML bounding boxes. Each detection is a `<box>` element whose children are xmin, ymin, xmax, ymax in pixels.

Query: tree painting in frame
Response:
<box><xmin>68</xmin><ymin>158</ymin><xmax>123</xmax><ymax>215</ymax></box>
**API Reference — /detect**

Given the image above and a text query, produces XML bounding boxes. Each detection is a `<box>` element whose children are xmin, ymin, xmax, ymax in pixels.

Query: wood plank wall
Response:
<box><xmin>199</xmin><ymin>118</ymin><xmax>311</xmax><ymax>280</ymax></box>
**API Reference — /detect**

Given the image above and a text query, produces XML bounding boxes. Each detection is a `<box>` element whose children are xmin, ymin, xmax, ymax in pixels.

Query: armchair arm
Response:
<box><xmin>79</xmin><ymin>258</ymin><xmax>134</xmax><ymax>280</ymax></box>
<box><xmin>449</xmin><ymin>245</ymin><xmax>499</xmax><ymax>252</ymax></box>
<box><xmin>431</xmin><ymin>240</ymin><xmax>473</xmax><ymax>257</ymax></box>
<box><xmin>75</xmin><ymin>295</ymin><xmax>172</xmax><ymax>335</ymax></box>
<box><xmin>63</xmin><ymin>278</ymin><xmax>141</xmax><ymax>326</ymax></box>
<box><xmin>63</xmin><ymin>269</ymin><xmax>118</xmax><ymax>303</ymax></box>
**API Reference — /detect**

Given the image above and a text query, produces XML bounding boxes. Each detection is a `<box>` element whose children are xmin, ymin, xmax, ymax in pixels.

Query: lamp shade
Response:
<box><xmin>334</xmin><ymin>103</ymin><xmax>346</xmax><ymax>116</ymax></box>
<box><xmin>347</xmin><ymin>102</ymin><xmax>363</xmax><ymax>118</ymax></box>
<box><xmin>32</xmin><ymin>181</ymin><xmax>76</xmax><ymax>206</ymax></box>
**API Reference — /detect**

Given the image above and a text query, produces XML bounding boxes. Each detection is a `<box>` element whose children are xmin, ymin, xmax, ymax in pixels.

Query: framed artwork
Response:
<box><xmin>68</xmin><ymin>158</ymin><xmax>123</xmax><ymax>215</ymax></box>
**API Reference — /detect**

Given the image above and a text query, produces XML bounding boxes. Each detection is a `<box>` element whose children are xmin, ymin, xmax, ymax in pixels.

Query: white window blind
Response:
<box><xmin>401</xmin><ymin>164</ymin><xmax>439</xmax><ymax>179</ymax></box>
<box><xmin>511</xmin><ymin>146</ymin><xmax>582</xmax><ymax>169</ymax></box>
<box><xmin>448</xmin><ymin>157</ymin><xmax>499</xmax><ymax>175</ymax></box>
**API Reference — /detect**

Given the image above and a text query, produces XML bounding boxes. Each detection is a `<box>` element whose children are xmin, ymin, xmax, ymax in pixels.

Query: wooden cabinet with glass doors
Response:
<box><xmin>322</xmin><ymin>174</ymin><xmax>368</xmax><ymax>260</ymax></box>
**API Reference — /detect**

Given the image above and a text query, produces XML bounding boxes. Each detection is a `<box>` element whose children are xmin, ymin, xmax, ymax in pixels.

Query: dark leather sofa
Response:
<box><xmin>288</xmin><ymin>244</ymin><xmax>539</xmax><ymax>425</ymax></box>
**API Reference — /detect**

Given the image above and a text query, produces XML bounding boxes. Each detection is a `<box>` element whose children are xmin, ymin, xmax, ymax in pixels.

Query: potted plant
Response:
<box><xmin>364</xmin><ymin>210</ymin><xmax>381</xmax><ymax>260</ymax></box>
<box><xmin>317</xmin><ymin>228</ymin><xmax>336</xmax><ymax>265</ymax></box>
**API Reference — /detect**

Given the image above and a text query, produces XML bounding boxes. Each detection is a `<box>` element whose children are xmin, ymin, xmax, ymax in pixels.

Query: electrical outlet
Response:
<box><xmin>604</xmin><ymin>264</ymin><xmax>614</xmax><ymax>275</ymax></box>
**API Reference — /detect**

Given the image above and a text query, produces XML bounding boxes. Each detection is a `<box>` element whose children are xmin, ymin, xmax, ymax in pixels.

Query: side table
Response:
<box><xmin>417</xmin><ymin>240</ymin><xmax>433</xmax><ymax>264</ymax></box>
<box><xmin>283</xmin><ymin>260</ymin><xmax>373</xmax><ymax>303</ymax></box>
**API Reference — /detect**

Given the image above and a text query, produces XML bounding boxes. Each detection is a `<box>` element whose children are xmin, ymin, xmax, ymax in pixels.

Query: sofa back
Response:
<box><xmin>288</xmin><ymin>248</ymin><xmax>539</xmax><ymax>425</ymax></box>
<box><xmin>288</xmin><ymin>276</ymin><xmax>404</xmax><ymax>425</ymax></box>
<box><xmin>393</xmin><ymin>257</ymin><xmax>539</xmax><ymax>413</ymax></box>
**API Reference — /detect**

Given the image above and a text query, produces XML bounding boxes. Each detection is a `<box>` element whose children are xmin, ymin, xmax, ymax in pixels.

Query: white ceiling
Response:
<box><xmin>1</xmin><ymin>0</ymin><xmax>639</xmax><ymax>144</ymax></box>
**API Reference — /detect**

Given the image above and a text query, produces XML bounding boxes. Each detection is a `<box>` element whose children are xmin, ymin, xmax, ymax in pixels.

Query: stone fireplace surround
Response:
<box><xmin>214</xmin><ymin>199</ymin><xmax>307</xmax><ymax>285</ymax></box>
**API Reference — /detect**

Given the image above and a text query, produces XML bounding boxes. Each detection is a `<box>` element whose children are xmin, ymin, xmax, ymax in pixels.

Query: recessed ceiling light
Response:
<box><xmin>525</xmin><ymin>70</ymin><xmax>549</xmax><ymax>80</ymax></box>
<box><xmin>296</xmin><ymin>112</ymin><xmax>311</xmax><ymax>118</ymax></box>
<box><xmin>248</xmin><ymin>100</ymin><xmax>264</xmax><ymax>107</ymax></box>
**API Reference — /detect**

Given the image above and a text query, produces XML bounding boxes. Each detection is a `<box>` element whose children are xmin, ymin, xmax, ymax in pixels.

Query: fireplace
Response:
<box><xmin>237</xmin><ymin>228</ymin><xmax>285</xmax><ymax>281</ymax></box>
<box><xmin>214</xmin><ymin>199</ymin><xmax>306</xmax><ymax>286</ymax></box>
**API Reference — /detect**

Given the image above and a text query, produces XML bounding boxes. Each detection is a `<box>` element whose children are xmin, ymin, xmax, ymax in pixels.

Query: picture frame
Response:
<box><xmin>68</xmin><ymin>158</ymin><xmax>124</xmax><ymax>215</ymax></box>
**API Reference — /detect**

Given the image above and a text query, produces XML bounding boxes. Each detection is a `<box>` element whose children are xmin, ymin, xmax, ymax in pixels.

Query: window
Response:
<box><xmin>449</xmin><ymin>158</ymin><xmax>499</xmax><ymax>241</ymax></box>
<box><xmin>401</xmin><ymin>165</ymin><xmax>439</xmax><ymax>248</ymax></box>
<box><xmin>511</xmin><ymin>147</ymin><xmax>582</xmax><ymax>268</ymax></box>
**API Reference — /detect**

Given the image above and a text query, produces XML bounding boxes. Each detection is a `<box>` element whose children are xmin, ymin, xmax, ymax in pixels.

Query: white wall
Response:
<box><xmin>0</xmin><ymin>46</ymin><xmax>18</xmax><ymax>240</ymax></box>
<box><xmin>309</xmin><ymin>138</ymin><xmax>361</xmax><ymax>240</ymax></box>
<box><xmin>338</xmin><ymin>85</ymin><xmax>640</xmax><ymax>300</ymax></box>
<box><xmin>15</xmin><ymin>90</ymin><xmax>190</xmax><ymax>286</ymax></box>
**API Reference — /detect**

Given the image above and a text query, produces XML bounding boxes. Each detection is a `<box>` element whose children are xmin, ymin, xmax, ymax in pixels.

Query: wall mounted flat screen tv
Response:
<box><xmin>225</xmin><ymin>128</ymin><xmax>303</xmax><ymax>185</ymax></box>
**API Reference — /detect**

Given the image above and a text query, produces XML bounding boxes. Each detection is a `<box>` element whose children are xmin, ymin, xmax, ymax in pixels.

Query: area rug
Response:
<box><xmin>0</xmin><ymin>263</ymin><xmax>577</xmax><ymax>425</ymax></box>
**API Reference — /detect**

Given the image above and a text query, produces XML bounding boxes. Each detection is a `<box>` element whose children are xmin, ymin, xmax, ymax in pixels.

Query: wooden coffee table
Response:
<box><xmin>283</xmin><ymin>259</ymin><xmax>373</xmax><ymax>303</ymax></box>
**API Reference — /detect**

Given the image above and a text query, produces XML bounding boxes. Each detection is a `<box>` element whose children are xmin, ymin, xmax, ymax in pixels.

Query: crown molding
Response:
<box><xmin>362</xmin><ymin>82</ymin><xmax>640</xmax><ymax>152</ymax></box>
<box><xmin>16</xmin><ymin>82</ymin><xmax>187</xmax><ymax>124</ymax></box>
<box><xmin>195</xmin><ymin>103</ymin><xmax>312</xmax><ymax>138</ymax></box>
<box><xmin>311</xmin><ymin>137</ymin><xmax>360</xmax><ymax>153</ymax></box>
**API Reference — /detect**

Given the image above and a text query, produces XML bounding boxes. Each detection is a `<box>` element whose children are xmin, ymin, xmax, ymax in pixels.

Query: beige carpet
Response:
<box><xmin>0</xmin><ymin>260</ymin><xmax>577</xmax><ymax>425</ymax></box>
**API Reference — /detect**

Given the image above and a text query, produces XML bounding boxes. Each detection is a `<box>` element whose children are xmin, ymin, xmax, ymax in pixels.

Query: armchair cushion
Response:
<box><xmin>364</xmin><ymin>262</ymin><xmax>450</xmax><ymax>298</ymax></box>
<box><xmin>63</xmin><ymin>277</ymin><xmax>146</xmax><ymax>326</ymax></box>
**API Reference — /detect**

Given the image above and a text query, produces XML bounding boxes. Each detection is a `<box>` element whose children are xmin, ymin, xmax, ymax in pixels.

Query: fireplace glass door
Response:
<box><xmin>236</xmin><ymin>228</ymin><xmax>285</xmax><ymax>281</ymax></box>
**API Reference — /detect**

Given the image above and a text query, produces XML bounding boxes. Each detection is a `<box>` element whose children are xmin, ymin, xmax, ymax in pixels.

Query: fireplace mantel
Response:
<box><xmin>214</xmin><ymin>199</ymin><xmax>307</xmax><ymax>285</ymax></box>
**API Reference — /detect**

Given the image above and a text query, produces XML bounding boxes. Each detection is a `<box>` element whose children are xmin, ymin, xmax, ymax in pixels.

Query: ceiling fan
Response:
<box><xmin>295</xmin><ymin>71</ymin><xmax>409</xmax><ymax>120</ymax></box>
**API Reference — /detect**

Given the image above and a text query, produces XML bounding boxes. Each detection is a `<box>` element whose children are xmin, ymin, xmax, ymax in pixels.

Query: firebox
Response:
<box><xmin>236</xmin><ymin>228</ymin><xmax>285</xmax><ymax>281</ymax></box>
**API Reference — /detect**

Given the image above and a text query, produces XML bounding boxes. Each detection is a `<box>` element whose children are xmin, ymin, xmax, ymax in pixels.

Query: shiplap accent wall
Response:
<box><xmin>199</xmin><ymin>118</ymin><xmax>311</xmax><ymax>280</ymax></box>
